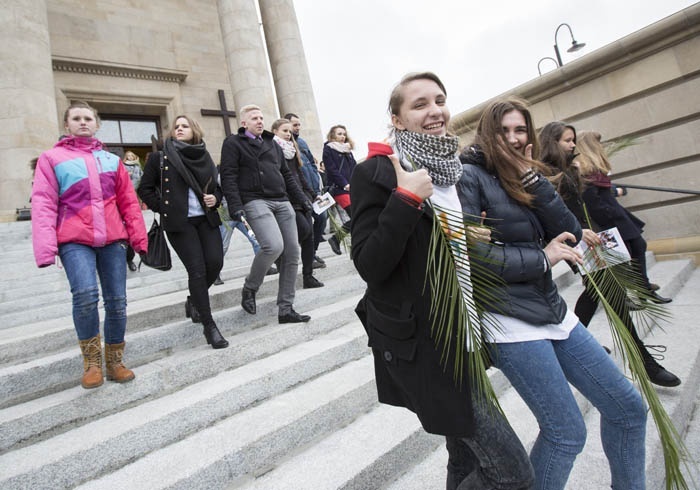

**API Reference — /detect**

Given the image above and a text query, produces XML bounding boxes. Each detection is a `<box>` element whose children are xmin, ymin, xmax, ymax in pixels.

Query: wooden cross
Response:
<box><xmin>200</xmin><ymin>89</ymin><xmax>236</xmax><ymax>136</ymax></box>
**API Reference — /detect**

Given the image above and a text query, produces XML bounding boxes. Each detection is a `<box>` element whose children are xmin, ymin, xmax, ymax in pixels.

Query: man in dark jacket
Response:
<box><xmin>220</xmin><ymin>104</ymin><xmax>312</xmax><ymax>324</ymax></box>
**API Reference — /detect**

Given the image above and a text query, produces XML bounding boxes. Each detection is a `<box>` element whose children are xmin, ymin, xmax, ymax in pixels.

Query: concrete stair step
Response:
<box><xmin>0</xmin><ymin>254</ymin><xmax>360</xmax><ymax>365</ymax></box>
<box><xmin>0</xmin><ymin>278</ymin><xmax>364</xmax><ymax>407</ymax></box>
<box><xmin>237</xmin><ymin>404</ymin><xmax>441</xmax><ymax>490</ymax></box>
<box><xmin>70</xmin><ymin>357</ymin><xmax>377</xmax><ymax>490</ymax></box>
<box><xmin>0</xmin><ymin>212</ymin><xmax>695</xmax><ymax>490</ymax></box>
<box><xmin>387</xmin><ymin>262</ymin><xmax>699</xmax><ymax>490</ymax></box>
<box><xmin>0</xmin><ymin>325</ymin><xmax>369</xmax><ymax>489</ymax></box>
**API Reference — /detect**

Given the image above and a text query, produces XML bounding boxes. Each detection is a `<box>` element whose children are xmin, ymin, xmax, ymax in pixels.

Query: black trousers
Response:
<box><xmin>574</xmin><ymin>269</ymin><xmax>648</xmax><ymax>359</ymax></box>
<box><xmin>295</xmin><ymin>210</ymin><xmax>314</xmax><ymax>276</ymax></box>
<box><xmin>166</xmin><ymin>216</ymin><xmax>223</xmax><ymax>325</ymax></box>
<box><xmin>625</xmin><ymin>235</ymin><xmax>652</xmax><ymax>290</ymax></box>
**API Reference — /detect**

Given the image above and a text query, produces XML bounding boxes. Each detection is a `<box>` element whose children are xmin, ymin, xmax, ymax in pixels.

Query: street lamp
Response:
<box><xmin>537</xmin><ymin>57</ymin><xmax>559</xmax><ymax>75</ymax></box>
<box><xmin>553</xmin><ymin>23</ymin><xmax>586</xmax><ymax>66</ymax></box>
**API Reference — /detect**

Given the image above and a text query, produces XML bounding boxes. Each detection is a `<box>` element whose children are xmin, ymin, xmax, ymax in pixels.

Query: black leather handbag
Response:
<box><xmin>140</xmin><ymin>151</ymin><xmax>172</xmax><ymax>271</ymax></box>
<box><xmin>140</xmin><ymin>215</ymin><xmax>171</xmax><ymax>271</ymax></box>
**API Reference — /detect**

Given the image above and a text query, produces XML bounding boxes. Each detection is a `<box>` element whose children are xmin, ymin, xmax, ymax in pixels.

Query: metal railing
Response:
<box><xmin>613</xmin><ymin>183</ymin><xmax>700</xmax><ymax>196</ymax></box>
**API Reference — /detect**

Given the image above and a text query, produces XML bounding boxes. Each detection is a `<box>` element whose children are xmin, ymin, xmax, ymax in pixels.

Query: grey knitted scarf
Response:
<box><xmin>394</xmin><ymin>129</ymin><xmax>462</xmax><ymax>186</ymax></box>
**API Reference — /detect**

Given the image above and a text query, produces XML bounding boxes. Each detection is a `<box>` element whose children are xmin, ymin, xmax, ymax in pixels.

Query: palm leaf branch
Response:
<box><xmin>577</xmin><ymin>233</ymin><xmax>692</xmax><ymax>489</ymax></box>
<box><xmin>603</xmin><ymin>136</ymin><xmax>642</xmax><ymax>158</ymax></box>
<box><xmin>426</xmin><ymin>203</ymin><xmax>505</xmax><ymax>409</ymax></box>
<box><xmin>327</xmin><ymin>204</ymin><xmax>351</xmax><ymax>253</ymax></box>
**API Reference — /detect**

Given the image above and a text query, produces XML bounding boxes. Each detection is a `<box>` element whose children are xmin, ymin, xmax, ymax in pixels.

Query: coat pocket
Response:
<box><xmin>365</xmin><ymin>297</ymin><xmax>417</xmax><ymax>364</ymax></box>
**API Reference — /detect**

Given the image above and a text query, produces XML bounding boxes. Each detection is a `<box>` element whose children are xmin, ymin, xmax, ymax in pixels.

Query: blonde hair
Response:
<box><xmin>576</xmin><ymin>131</ymin><xmax>612</xmax><ymax>176</ymax></box>
<box><xmin>240</xmin><ymin>104</ymin><xmax>262</xmax><ymax>120</ymax></box>
<box><xmin>326</xmin><ymin>124</ymin><xmax>355</xmax><ymax>149</ymax></box>
<box><xmin>271</xmin><ymin>118</ymin><xmax>291</xmax><ymax>132</ymax></box>
<box><xmin>124</xmin><ymin>151</ymin><xmax>138</xmax><ymax>162</ymax></box>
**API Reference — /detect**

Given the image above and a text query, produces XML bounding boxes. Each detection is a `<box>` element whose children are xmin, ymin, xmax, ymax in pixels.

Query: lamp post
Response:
<box><xmin>537</xmin><ymin>57</ymin><xmax>559</xmax><ymax>75</ymax></box>
<box><xmin>553</xmin><ymin>23</ymin><xmax>586</xmax><ymax>66</ymax></box>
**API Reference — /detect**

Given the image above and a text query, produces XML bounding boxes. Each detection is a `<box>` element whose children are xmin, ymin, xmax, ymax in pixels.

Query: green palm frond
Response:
<box><xmin>426</xmin><ymin>203</ymin><xmax>505</xmax><ymax>409</ymax></box>
<box><xmin>603</xmin><ymin>136</ymin><xmax>642</xmax><ymax>158</ymax></box>
<box><xmin>578</xmin><ymin>243</ymin><xmax>692</xmax><ymax>489</ymax></box>
<box><xmin>327</xmin><ymin>204</ymin><xmax>351</xmax><ymax>253</ymax></box>
<box><xmin>217</xmin><ymin>207</ymin><xmax>232</xmax><ymax>230</ymax></box>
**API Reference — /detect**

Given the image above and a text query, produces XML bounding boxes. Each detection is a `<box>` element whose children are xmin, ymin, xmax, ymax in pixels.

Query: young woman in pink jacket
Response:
<box><xmin>31</xmin><ymin>101</ymin><xmax>148</xmax><ymax>389</ymax></box>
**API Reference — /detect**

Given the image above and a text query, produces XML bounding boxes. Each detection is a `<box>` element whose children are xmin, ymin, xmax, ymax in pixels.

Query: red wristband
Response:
<box><xmin>395</xmin><ymin>187</ymin><xmax>422</xmax><ymax>208</ymax></box>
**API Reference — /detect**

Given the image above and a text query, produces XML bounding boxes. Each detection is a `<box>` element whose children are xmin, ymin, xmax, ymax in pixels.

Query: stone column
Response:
<box><xmin>0</xmin><ymin>0</ymin><xmax>59</xmax><ymax>219</ymax></box>
<box><xmin>259</xmin><ymin>0</ymin><xmax>324</xmax><ymax>156</ymax></box>
<box><xmin>217</xmin><ymin>0</ymin><xmax>277</xmax><ymax>125</ymax></box>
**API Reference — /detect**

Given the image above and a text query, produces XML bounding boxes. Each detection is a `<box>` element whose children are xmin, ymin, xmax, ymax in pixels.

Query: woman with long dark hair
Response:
<box><xmin>570</xmin><ymin>129</ymin><xmax>678</xmax><ymax>386</ymax></box>
<box><xmin>458</xmin><ymin>98</ymin><xmax>646</xmax><ymax>490</ymax></box>
<box><xmin>271</xmin><ymin>118</ymin><xmax>323</xmax><ymax>289</ymax></box>
<box><xmin>139</xmin><ymin>115</ymin><xmax>229</xmax><ymax>349</ymax></box>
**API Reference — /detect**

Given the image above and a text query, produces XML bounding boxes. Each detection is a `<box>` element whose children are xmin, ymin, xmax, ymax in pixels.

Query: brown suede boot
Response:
<box><xmin>105</xmin><ymin>342</ymin><xmax>135</xmax><ymax>383</ymax></box>
<box><xmin>78</xmin><ymin>335</ymin><xmax>104</xmax><ymax>389</ymax></box>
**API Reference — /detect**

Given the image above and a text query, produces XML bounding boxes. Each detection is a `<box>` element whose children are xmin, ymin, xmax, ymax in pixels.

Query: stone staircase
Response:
<box><xmin>0</xmin><ymin>216</ymin><xmax>698</xmax><ymax>489</ymax></box>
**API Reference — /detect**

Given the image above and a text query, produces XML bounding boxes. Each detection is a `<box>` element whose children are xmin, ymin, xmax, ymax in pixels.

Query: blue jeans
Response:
<box><xmin>446</xmin><ymin>399</ymin><xmax>535</xmax><ymax>489</ymax></box>
<box><xmin>243</xmin><ymin>199</ymin><xmax>300</xmax><ymax>314</ymax></box>
<box><xmin>489</xmin><ymin>324</ymin><xmax>646</xmax><ymax>490</ymax></box>
<box><xmin>59</xmin><ymin>241</ymin><xmax>128</xmax><ymax>343</ymax></box>
<box><xmin>220</xmin><ymin>219</ymin><xmax>261</xmax><ymax>256</ymax></box>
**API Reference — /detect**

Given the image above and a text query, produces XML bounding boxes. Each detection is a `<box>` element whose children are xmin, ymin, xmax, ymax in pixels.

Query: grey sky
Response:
<box><xmin>293</xmin><ymin>0</ymin><xmax>697</xmax><ymax>158</ymax></box>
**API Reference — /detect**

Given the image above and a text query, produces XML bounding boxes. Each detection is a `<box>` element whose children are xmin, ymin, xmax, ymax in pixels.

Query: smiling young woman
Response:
<box><xmin>351</xmin><ymin>73</ymin><xmax>534</xmax><ymax>490</ymax></box>
<box><xmin>458</xmin><ymin>97</ymin><xmax>647</xmax><ymax>490</ymax></box>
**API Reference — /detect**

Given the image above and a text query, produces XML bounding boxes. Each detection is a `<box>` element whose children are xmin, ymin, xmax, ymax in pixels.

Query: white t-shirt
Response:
<box><xmin>485</xmin><ymin>309</ymin><xmax>579</xmax><ymax>343</ymax></box>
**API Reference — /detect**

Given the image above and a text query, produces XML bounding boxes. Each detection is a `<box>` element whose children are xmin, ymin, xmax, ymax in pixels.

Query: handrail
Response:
<box><xmin>612</xmin><ymin>182</ymin><xmax>700</xmax><ymax>196</ymax></box>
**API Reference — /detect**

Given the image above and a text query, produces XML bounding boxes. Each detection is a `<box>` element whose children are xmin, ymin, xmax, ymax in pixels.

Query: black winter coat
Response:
<box><xmin>582</xmin><ymin>175</ymin><xmax>644</xmax><ymax>240</ymax></box>
<box><xmin>323</xmin><ymin>143</ymin><xmax>356</xmax><ymax>197</ymax></box>
<box><xmin>138</xmin><ymin>150</ymin><xmax>222</xmax><ymax>232</ymax></box>
<box><xmin>286</xmin><ymin>156</ymin><xmax>317</xmax><ymax>211</ymax></box>
<box><xmin>351</xmin><ymin>155</ymin><xmax>474</xmax><ymax>437</ymax></box>
<box><xmin>458</xmin><ymin>147</ymin><xmax>582</xmax><ymax>325</ymax></box>
<box><xmin>219</xmin><ymin>128</ymin><xmax>308</xmax><ymax>215</ymax></box>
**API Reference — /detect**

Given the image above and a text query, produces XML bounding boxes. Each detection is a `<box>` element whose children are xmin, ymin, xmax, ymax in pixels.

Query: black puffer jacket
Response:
<box><xmin>457</xmin><ymin>146</ymin><xmax>582</xmax><ymax>325</ymax></box>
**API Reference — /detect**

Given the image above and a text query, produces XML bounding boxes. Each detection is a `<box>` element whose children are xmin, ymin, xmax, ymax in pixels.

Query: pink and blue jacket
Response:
<box><xmin>31</xmin><ymin>136</ymin><xmax>148</xmax><ymax>267</ymax></box>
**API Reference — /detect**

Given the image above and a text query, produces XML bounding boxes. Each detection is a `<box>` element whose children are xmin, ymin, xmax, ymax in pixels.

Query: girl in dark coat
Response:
<box><xmin>458</xmin><ymin>98</ymin><xmax>646</xmax><ymax>490</ymax></box>
<box><xmin>539</xmin><ymin>122</ymin><xmax>680</xmax><ymax>387</ymax></box>
<box><xmin>271</xmin><ymin>118</ymin><xmax>323</xmax><ymax>289</ymax></box>
<box><xmin>322</xmin><ymin>125</ymin><xmax>357</xmax><ymax>255</ymax></box>
<box><xmin>351</xmin><ymin>72</ymin><xmax>534</xmax><ymax>490</ymax></box>
<box><xmin>138</xmin><ymin>115</ymin><xmax>229</xmax><ymax>349</ymax></box>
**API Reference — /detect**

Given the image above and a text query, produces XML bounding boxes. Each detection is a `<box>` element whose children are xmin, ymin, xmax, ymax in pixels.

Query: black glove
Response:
<box><xmin>231</xmin><ymin>209</ymin><xmax>246</xmax><ymax>221</ymax></box>
<box><xmin>302</xmin><ymin>201</ymin><xmax>313</xmax><ymax>214</ymax></box>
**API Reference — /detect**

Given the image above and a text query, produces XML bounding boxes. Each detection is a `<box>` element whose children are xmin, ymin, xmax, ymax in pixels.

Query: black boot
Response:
<box><xmin>641</xmin><ymin>345</ymin><xmax>681</xmax><ymax>387</ymax></box>
<box><xmin>328</xmin><ymin>235</ymin><xmax>342</xmax><ymax>255</ymax></box>
<box><xmin>646</xmin><ymin>291</ymin><xmax>672</xmax><ymax>304</ymax></box>
<box><xmin>185</xmin><ymin>296</ymin><xmax>202</xmax><ymax>323</ymax></box>
<box><xmin>241</xmin><ymin>287</ymin><xmax>256</xmax><ymax>314</ymax></box>
<box><xmin>203</xmin><ymin>322</ymin><xmax>229</xmax><ymax>349</ymax></box>
<box><xmin>303</xmin><ymin>274</ymin><xmax>324</xmax><ymax>289</ymax></box>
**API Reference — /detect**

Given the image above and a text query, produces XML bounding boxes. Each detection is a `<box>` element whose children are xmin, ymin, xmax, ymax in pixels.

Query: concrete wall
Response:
<box><xmin>46</xmin><ymin>0</ymin><xmax>235</xmax><ymax>163</ymax></box>
<box><xmin>450</xmin><ymin>4</ymin><xmax>700</xmax><ymax>251</ymax></box>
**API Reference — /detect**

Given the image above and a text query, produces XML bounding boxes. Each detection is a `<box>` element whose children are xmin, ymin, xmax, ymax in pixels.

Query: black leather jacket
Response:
<box><xmin>458</xmin><ymin>146</ymin><xmax>582</xmax><ymax>325</ymax></box>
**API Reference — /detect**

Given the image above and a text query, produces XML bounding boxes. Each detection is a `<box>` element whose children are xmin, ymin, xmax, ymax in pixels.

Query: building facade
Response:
<box><xmin>0</xmin><ymin>0</ymin><xmax>322</xmax><ymax>220</ymax></box>
<box><xmin>450</xmin><ymin>3</ymin><xmax>700</xmax><ymax>259</ymax></box>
